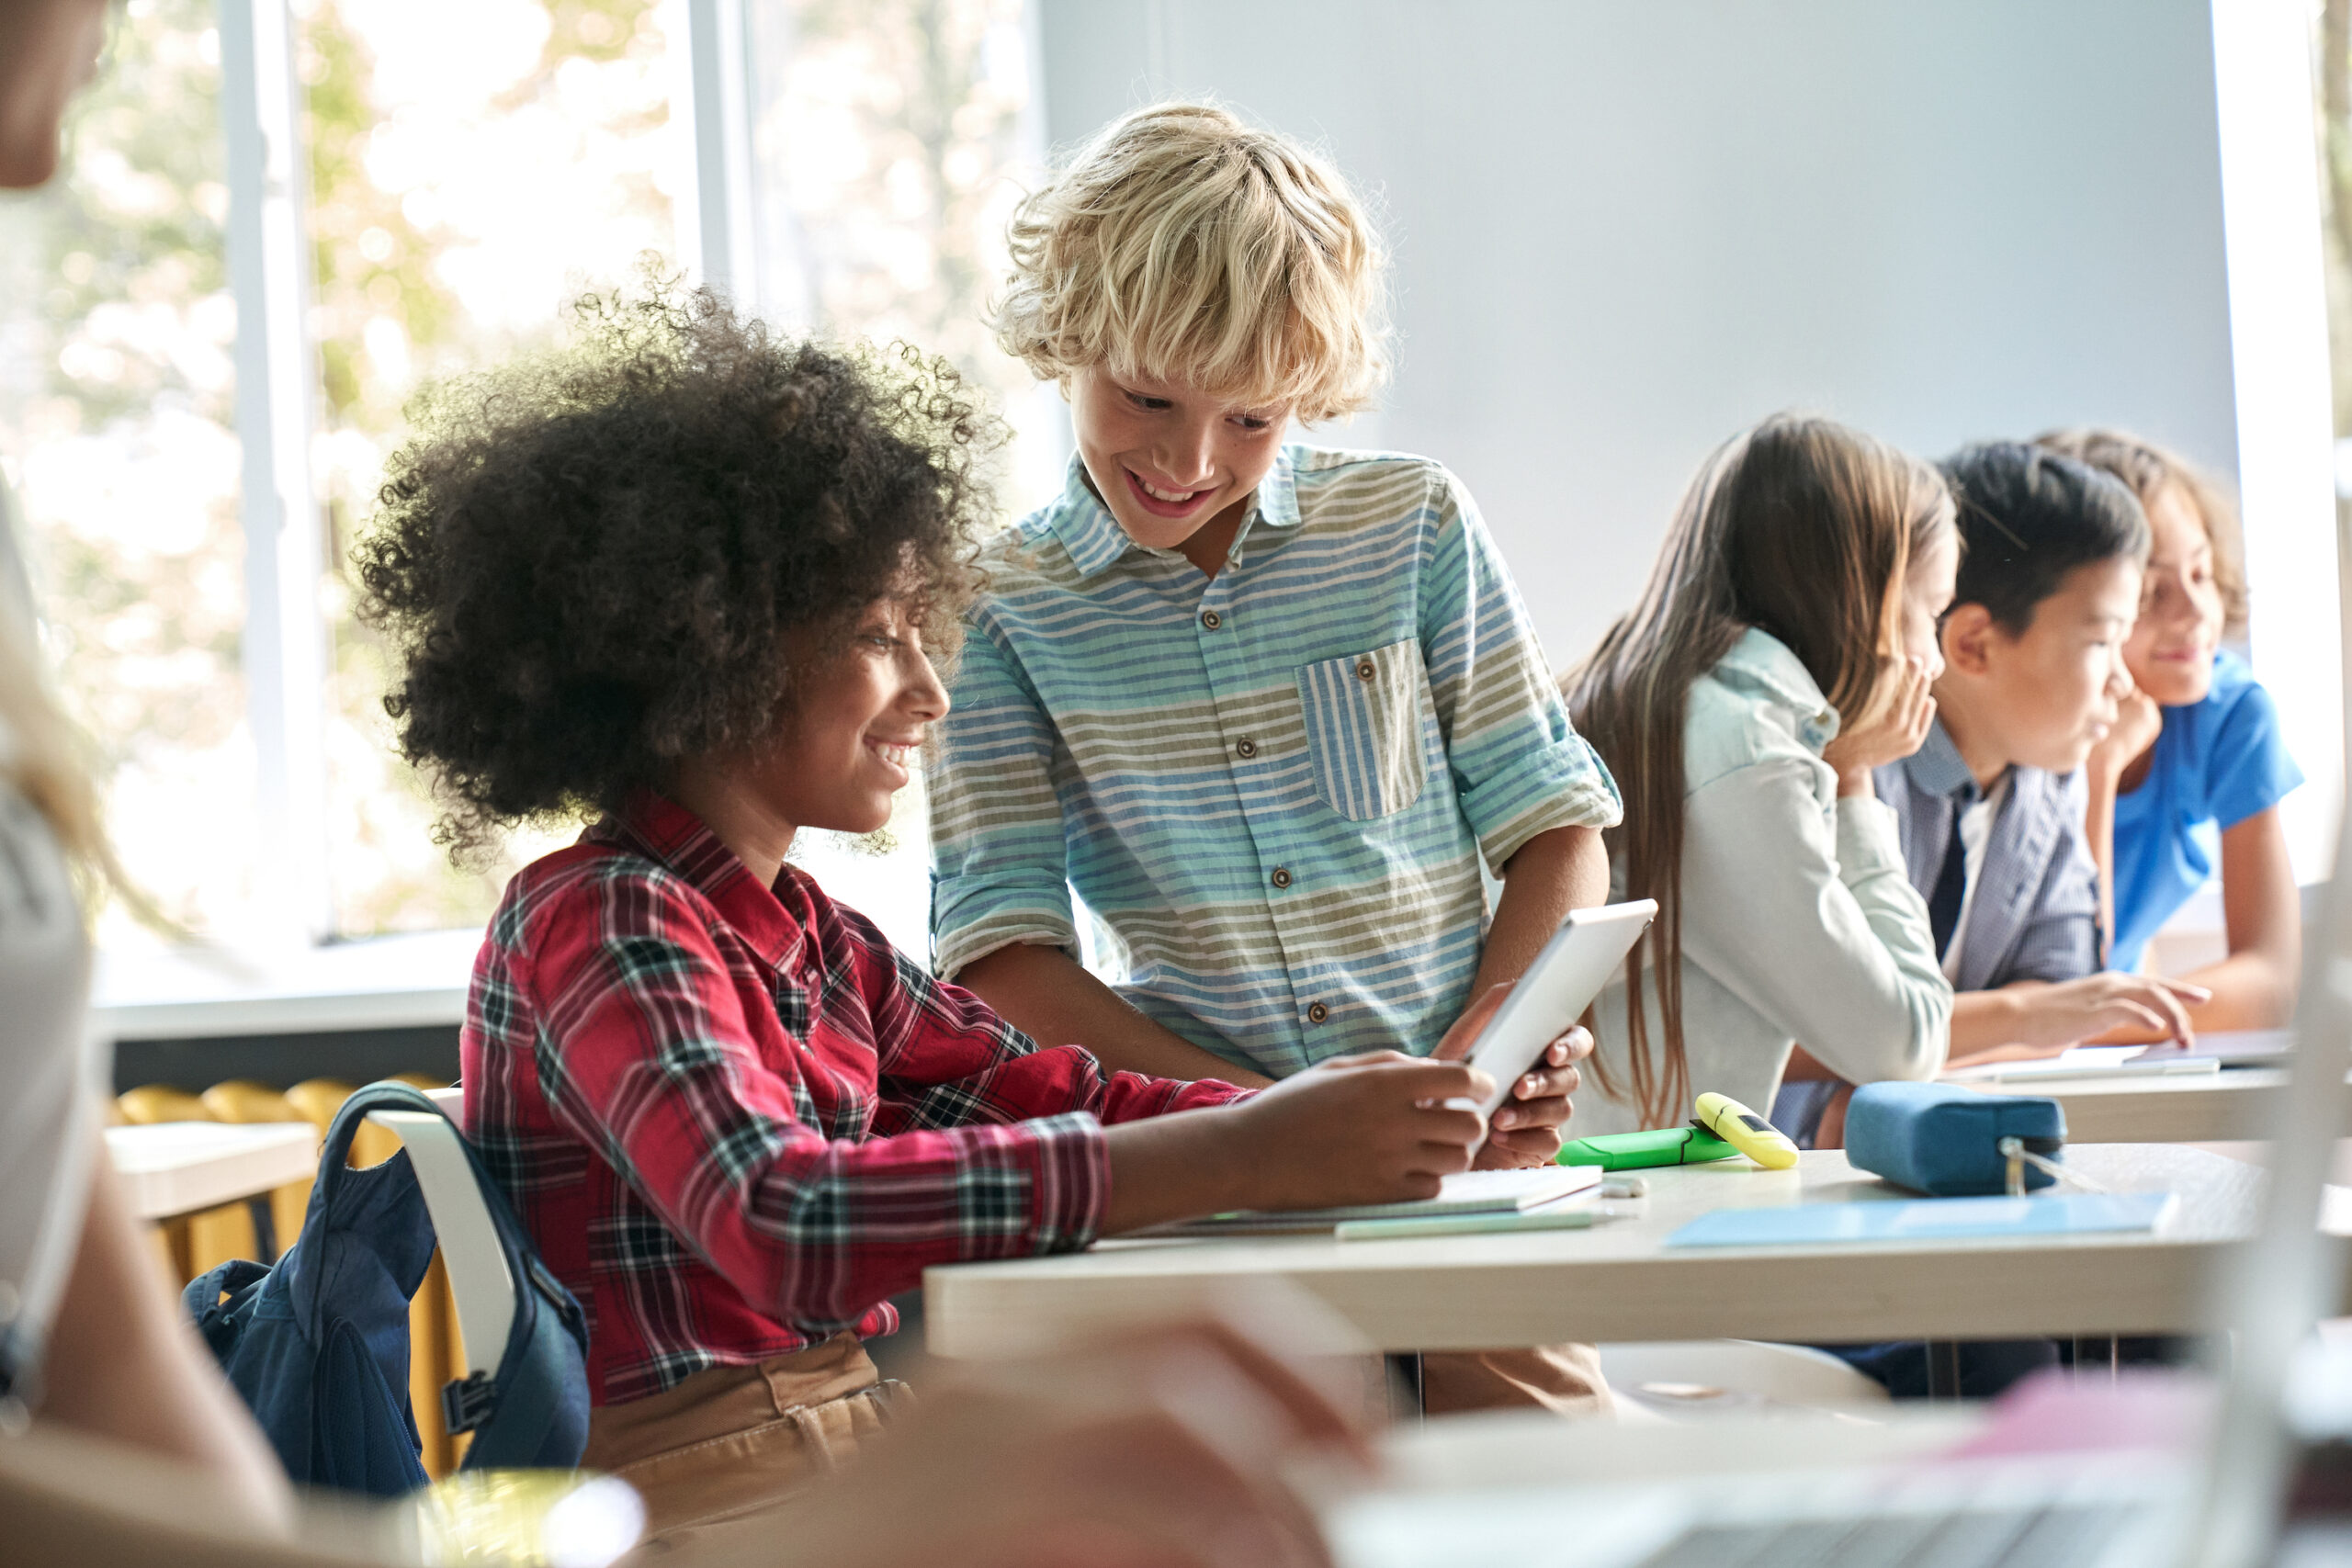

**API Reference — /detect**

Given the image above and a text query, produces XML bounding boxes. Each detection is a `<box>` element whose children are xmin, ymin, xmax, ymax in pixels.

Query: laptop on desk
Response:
<box><xmin>2130</xmin><ymin>1029</ymin><xmax>2297</xmax><ymax>1068</ymax></box>
<box><xmin>1326</xmin><ymin>829</ymin><xmax>2352</xmax><ymax>1568</ymax></box>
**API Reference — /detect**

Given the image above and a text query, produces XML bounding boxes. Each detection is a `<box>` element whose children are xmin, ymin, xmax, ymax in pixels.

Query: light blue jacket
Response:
<box><xmin>1581</xmin><ymin>629</ymin><xmax>1953</xmax><ymax>1134</ymax></box>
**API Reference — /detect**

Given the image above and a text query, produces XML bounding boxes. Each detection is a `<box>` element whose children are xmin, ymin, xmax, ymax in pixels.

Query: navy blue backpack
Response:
<box><xmin>184</xmin><ymin>1081</ymin><xmax>591</xmax><ymax>1495</ymax></box>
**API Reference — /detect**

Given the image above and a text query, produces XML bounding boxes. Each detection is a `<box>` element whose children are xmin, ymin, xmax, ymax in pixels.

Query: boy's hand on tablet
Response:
<box><xmin>1433</xmin><ymin>980</ymin><xmax>1594</xmax><ymax>1169</ymax></box>
<box><xmin>1476</xmin><ymin>1026</ymin><xmax>1592</xmax><ymax>1169</ymax></box>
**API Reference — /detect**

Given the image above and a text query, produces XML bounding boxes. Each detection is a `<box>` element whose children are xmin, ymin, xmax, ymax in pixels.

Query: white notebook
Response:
<box><xmin>1153</xmin><ymin>1165</ymin><xmax>1603</xmax><ymax>1236</ymax></box>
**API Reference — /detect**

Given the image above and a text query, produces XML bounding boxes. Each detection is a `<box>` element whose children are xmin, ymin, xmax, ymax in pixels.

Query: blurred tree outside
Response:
<box><xmin>0</xmin><ymin>0</ymin><xmax>1044</xmax><ymax>946</ymax></box>
<box><xmin>744</xmin><ymin>0</ymin><xmax>1048</xmax><ymax>958</ymax></box>
<box><xmin>751</xmin><ymin>0</ymin><xmax>1052</xmax><ymax>501</ymax></box>
<box><xmin>300</xmin><ymin>0</ymin><xmax>681</xmax><ymax>934</ymax></box>
<box><xmin>0</xmin><ymin>0</ymin><xmax>252</xmax><ymax>942</ymax></box>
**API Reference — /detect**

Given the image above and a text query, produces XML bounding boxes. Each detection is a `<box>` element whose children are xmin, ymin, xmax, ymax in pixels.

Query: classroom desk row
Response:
<box><xmin>923</xmin><ymin>1144</ymin><xmax>2310</xmax><ymax>1362</ymax></box>
<box><xmin>1965</xmin><ymin>1066</ymin><xmax>2286</xmax><ymax>1143</ymax></box>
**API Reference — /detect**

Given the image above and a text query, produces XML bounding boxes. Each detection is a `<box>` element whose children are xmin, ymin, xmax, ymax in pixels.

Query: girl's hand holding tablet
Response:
<box><xmin>1101</xmin><ymin>1054</ymin><xmax>1494</xmax><ymax>1233</ymax></box>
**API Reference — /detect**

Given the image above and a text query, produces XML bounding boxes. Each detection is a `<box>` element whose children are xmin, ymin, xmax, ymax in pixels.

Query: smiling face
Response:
<box><xmin>1068</xmin><ymin>364</ymin><xmax>1289</xmax><ymax>562</ymax></box>
<box><xmin>1940</xmin><ymin>556</ymin><xmax>2143</xmax><ymax>776</ymax></box>
<box><xmin>745</xmin><ymin>598</ymin><xmax>948</xmax><ymax>837</ymax></box>
<box><xmin>2122</xmin><ymin>482</ymin><xmax>2224</xmax><ymax>707</ymax></box>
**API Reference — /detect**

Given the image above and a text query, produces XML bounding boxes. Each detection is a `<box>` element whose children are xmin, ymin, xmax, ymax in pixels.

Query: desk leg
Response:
<box><xmin>1385</xmin><ymin>1352</ymin><xmax>1425</xmax><ymax>1423</ymax></box>
<box><xmin>1926</xmin><ymin>1341</ymin><xmax>1962</xmax><ymax>1400</ymax></box>
<box><xmin>2068</xmin><ymin>1335</ymin><xmax>2122</xmax><ymax>1384</ymax></box>
<box><xmin>245</xmin><ymin>1196</ymin><xmax>279</xmax><ymax>1266</ymax></box>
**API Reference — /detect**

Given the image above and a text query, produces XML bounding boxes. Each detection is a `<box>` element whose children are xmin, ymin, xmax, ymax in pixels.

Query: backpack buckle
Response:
<box><xmin>440</xmin><ymin>1371</ymin><xmax>496</xmax><ymax>1435</ymax></box>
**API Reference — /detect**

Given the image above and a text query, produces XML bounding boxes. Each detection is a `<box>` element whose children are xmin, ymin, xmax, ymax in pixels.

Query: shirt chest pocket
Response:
<box><xmin>1295</xmin><ymin>637</ymin><xmax>1431</xmax><ymax>821</ymax></box>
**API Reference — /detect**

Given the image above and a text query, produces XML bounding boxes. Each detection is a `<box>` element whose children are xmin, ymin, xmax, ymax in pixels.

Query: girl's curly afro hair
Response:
<box><xmin>355</xmin><ymin>279</ymin><xmax>999</xmax><ymax>854</ymax></box>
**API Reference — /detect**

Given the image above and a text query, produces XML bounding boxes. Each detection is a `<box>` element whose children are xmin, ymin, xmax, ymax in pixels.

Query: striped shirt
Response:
<box><xmin>928</xmin><ymin>446</ymin><xmax>1621</xmax><ymax>1079</ymax></box>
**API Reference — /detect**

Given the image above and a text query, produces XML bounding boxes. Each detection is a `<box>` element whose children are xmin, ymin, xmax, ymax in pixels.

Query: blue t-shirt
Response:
<box><xmin>2108</xmin><ymin>649</ymin><xmax>2301</xmax><ymax>973</ymax></box>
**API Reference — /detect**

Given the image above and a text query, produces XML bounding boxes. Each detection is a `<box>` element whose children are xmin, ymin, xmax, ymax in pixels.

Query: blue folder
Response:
<box><xmin>1664</xmin><ymin>1190</ymin><xmax>2177</xmax><ymax>1248</ymax></box>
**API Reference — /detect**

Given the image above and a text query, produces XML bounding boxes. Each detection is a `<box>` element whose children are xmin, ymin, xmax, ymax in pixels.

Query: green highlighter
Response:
<box><xmin>1555</xmin><ymin>1126</ymin><xmax>1740</xmax><ymax>1171</ymax></box>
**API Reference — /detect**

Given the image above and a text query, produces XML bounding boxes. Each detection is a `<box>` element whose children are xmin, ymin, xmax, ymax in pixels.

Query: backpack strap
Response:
<box><xmin>328</xmin><ymin>1082</ymin><xmax>588</xmax><ymax>1455</ymax></box>
<box><xmin>180</xmin><ymin>1258</ymin><xmax>273</xmax><ymax>1359</ymax></box>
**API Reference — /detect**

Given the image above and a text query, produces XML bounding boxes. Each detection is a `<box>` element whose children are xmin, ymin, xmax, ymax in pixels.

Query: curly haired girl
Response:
<box><xmin>356</xmin><ymin>282</ymin><xmax>1496</xmax><ymax>1547</ymax></box>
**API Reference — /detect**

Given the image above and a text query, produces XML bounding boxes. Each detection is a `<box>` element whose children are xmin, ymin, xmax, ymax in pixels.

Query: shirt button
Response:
<box><xmin>1355</xmin><ymin>660</ymin><xmax>1376</xmax><ymax>682</ymax></box>
<box><xmin>1235</xmin><ymin>737</ymin><xmax>1258</xmax><ymax>759</ymax></box>
<box><xmin>1201</xmin><ymin>608</ymin><xmax>1223</xmax><ymax>630</ymax></box>
<box><xmin>1271</xmin><ymin>866</ymin><xmax>1293</xmax><ymax>889</ymax></box>
<box><xmin>1306</xmin><ymin>1001</ymin><xmax>1329</xmax><ymax>1023</ymax></box>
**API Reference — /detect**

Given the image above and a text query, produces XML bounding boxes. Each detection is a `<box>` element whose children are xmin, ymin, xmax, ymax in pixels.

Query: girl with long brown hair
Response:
<box><xmin>1564</xmin><ymin>414</ymin><xmax>1957</xmax><ymax>1133</ymax></box>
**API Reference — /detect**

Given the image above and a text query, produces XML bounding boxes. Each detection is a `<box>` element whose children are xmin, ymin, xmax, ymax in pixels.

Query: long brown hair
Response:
<box><xmin>1563</xmin><ymin>414</ymin><xmax>1953</xmax><ymax>1128</ymax></box>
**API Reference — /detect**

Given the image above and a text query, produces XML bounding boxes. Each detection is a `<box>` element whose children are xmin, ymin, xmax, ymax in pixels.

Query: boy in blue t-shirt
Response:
<box><xmin>2043</xmin><ymin>430</ymin><xmax>2301</xmax><ymax>1032</ymax></box>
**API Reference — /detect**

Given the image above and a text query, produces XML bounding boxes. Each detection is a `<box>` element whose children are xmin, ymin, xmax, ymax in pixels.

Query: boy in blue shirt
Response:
<box><xmin>928</xmin><ymin>103</ymin><xmax>1623</xmax><ymax>1413</ymax></box>
<box><xmin>1878</xmin><ymin>442</ymin><xmax>2205</xmax><ymax>1064</ymax></box>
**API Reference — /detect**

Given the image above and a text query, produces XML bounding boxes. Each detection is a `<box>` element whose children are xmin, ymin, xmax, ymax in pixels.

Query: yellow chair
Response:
<box><xmin>114</xmin><ymin>1086</ymin><xmax>259</xmax><ymax>1282</ymax></box>
<box><xmin>199</xmin><ymin>1080</ymin><xmax>312</xmax><ymax>1259</ymax></box>
<box><xmin>283</xmin><ymin>1075</ymin><xmax>469</xmax><ymax>1479</ymax></box>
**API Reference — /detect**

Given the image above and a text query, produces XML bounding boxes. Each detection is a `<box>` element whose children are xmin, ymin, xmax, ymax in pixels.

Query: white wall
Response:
<box><xmin>1037</xmin><ymin>0</ymin><xmax>2343</xmax><ymax>875</ymax></box>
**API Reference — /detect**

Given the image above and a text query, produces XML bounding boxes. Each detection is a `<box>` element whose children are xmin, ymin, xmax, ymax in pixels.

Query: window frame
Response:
<box><xmin>212</xmin><ymin>0</ymin><xmax>759</xmax><ymax>946</ymax></box>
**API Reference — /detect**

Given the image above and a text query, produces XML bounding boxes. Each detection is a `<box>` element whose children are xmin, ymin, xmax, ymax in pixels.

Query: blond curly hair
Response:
<box><xmin>992</xmin><ymin>102</ymin><xmax>1387</xmax><ymax>423</ymax></box>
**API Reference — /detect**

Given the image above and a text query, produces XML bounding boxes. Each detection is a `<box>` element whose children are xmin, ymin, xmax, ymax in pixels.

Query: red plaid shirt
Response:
<box><xmin>461</xmin><ymin>793</ymin><xmax>1248</xmax><ymax>1405</ymax></box>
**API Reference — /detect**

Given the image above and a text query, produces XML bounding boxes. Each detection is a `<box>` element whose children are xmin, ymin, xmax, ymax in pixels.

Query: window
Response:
<box><xmin>1</xmin><ymin>0</ymin><xmax>1051</xmax><ymax>961</ymax></box>
<box><xmin>303</xmin><ymin>0</ymin><xmax>684</xmax><ymax>935</ymax></box>
<box><xmin>0</xmin><ymin>0</ymin><xmax>246</xmax><ymax>942</ymax></box>
<box><xmin>736</xmin><ymin>0</ymin><xmax>1057</xmax><ymax>958</ymax></box>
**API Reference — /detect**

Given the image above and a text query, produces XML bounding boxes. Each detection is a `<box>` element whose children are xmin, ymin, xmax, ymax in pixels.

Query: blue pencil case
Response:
<box><xmin>1843</xmin><ymin>1081</ymin><xmax>2067</xmax><ymax>1197</ymax></box>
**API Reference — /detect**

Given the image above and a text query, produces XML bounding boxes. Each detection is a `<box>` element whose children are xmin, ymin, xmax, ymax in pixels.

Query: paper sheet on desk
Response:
<box><xmin>1149</xmin><ymin>1165</ymin><xmax>1601</xmax><ymax>1235</ymax></box>
<box><xmin>1941</xmin><ymin>1046</ymin><xmax>2218</xmax><ymax>1083</ymax></box>
<box><xmin>1664</xmin><ymin>1191</ymin><xmax>2179</xmax><ymax>1247</ymax></box>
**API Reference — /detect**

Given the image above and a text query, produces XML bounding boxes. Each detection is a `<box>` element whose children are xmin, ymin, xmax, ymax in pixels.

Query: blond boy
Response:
<box><xmin>927</xmin><ymin>104</ymin><xmax>1622</xmax><ymax>1413</ymax></box>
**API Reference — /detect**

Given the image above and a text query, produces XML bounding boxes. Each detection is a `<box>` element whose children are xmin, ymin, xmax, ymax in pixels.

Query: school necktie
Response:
<box><xmin>1927</xmin><ymin>803</ymin><xmax>1968</xmax><ymax>960</ymax></box>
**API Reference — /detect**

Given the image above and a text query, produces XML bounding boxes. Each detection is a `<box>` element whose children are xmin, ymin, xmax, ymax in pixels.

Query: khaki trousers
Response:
<box><xmin>582</xmin><ymin>1335</ymin><xmax>904</xmax><ymax>1556</ymax></box>
<box><xmin>1421</xmin><ymin>1343</ymin><xmax>1614</xmax><ymax>1418</ymax></box>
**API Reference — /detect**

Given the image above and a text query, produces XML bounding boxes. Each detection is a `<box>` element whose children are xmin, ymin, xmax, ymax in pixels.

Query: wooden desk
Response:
<box><xmin>1960</xmin><ymin>1068</ymin><xmax>2286</xmax><ymax>1143</ymax></box>
<box><xmin>924</xmin><ymin>1145</ymin><xmax>2262</xmax><ymax>1359</ymax></box>
<box><xmin>104</xmin><ymin>1121</ymin><xmax>318</xmax><ymax>1222</ymax></box>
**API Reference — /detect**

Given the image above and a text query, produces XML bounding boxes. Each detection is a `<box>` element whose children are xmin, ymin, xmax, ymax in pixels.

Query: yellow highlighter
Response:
<box><xmin>1693</xmin><ymin>1091</ymin><xmax>1800</xmax><ymax>1170</ymax></box>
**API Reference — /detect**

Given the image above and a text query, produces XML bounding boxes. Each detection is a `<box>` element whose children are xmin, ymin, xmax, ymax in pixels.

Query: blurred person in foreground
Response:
<box><xmin>0</xmin><ymin>0</ymin><xmax>297</xmax><ymax>1529</ymax></box>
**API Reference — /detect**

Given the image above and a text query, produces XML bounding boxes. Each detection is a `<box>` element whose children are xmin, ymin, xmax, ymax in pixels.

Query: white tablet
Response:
<box><xmin>1463</xmin><ymin>898</ymin><xmax>1657</xmax><ymax>1119</ymax></box>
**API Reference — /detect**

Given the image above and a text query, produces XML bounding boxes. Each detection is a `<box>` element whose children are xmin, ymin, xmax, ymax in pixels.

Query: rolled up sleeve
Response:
<box><xmin>1418</xmin><ymin>472</ymin><xmax>1622</xmax><ymax>870</ymax></box>
<box><xmin>927</xmin><ymin>622</ymin><xmax>1079</xmax><ymax>979</ymax></box>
